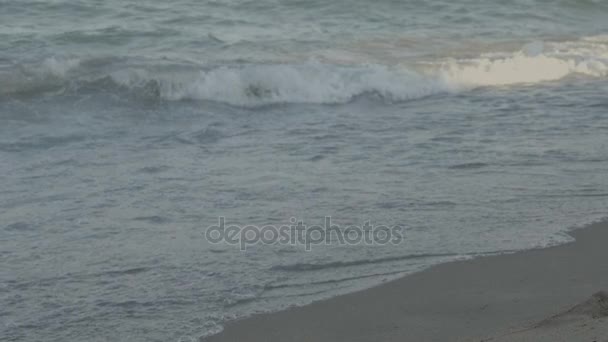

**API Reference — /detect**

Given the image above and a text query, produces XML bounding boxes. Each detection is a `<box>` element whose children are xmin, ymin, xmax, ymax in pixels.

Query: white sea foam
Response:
<box><xmin>41</xmin><ymin>57</ymin><xmax>81</xmax><ymax>78</ymax></box>
<box><xmin>157</xmin><ymin>37</ymin><xmax>608</xmax><ymax>106</ymax></box>
<box><xmin>159</xmin><ymin>63</ymin><xmax>446</xmax><ymax>106</ymax></box>
<box><xmin>439</xmin><ymin>39</ymin><xmax>608</xmax><ymax>89</ymax></box>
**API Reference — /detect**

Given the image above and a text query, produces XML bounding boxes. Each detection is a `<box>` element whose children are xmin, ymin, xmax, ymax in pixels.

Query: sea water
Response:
<box><xmin>1</xmin><ymin>0</ymin><xmax>608</xmax><ymax>341</ymax></box>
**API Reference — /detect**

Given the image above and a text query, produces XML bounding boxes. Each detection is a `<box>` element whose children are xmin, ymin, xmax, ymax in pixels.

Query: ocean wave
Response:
<box><xmin>159</xmin><ymin>63</ymin><xmax>444</xmax><ymax>105</ymax></box>
<box><xmin>0</xmin><ymin>57</ymin><xmax>80</xmax><ymax>98</ymax></box>
<box><xmin>1</xmin><ymin>37</ymin><xmax>607</xmax><ymax>106</ymax></box>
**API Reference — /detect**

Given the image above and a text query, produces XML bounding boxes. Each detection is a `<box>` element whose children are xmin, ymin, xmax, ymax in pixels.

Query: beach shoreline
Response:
<box><xmin>204</xmin><ymin>220</ymin><xmax>608</xmax><ymax>342</ymax></box>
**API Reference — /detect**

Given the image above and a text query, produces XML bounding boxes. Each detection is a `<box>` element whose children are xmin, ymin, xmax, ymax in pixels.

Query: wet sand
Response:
<box><xmin>204</xmin><ymin>221</ymin><xmax>608</xmax><ymax>342</ymax></box>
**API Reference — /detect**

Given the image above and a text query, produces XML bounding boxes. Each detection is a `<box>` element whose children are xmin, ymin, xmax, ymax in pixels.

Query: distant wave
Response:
<box><xmin>1</xmin><ymin>36</ymin><xmax>607</xmax><ymax>107</ymax></box>
<box><xmin>448</xmin><ymin>162</ymin><xmax>490</xmax><ymax>170</ymax></box>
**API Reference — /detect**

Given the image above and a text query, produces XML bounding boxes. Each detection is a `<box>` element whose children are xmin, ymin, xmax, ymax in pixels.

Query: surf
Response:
<box><xmin>1</xmin><ymin>36</ymin><xmax>606</xmax><ymax>107</ymax></box>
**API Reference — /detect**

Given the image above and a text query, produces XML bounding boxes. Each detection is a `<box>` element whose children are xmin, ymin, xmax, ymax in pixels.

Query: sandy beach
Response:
<box><xmin>205</xmin><ymin>220</ymin><xmax>608</xmax><ymax>342</ymax></box>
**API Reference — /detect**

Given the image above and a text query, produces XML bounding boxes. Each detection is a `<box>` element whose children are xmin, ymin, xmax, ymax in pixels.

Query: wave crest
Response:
<box><xmin>158</xmin><ymin>63</ymin><xmax>444</xmax><ymax>106</ymax></box>
<box><xmin>2</xmin><ymin>36</ymin><xmax>607</xmax><ymax>106</ymax></box>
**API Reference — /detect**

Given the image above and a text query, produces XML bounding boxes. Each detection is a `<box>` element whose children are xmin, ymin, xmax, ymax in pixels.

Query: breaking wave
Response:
<box><xmin>1</xmin><ymin>37</ymin><xmax>607</xmax><ymax>107</ymax></box>
<box><xmin>160</xmin><ymin>63</ymin><xmax>443</xmax><ymax>105</ymax></box>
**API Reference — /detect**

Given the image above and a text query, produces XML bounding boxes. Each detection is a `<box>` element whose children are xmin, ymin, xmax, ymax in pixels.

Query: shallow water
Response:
<box><xmin>1</xmin><ymin>1</ymin><xmax>608</xmax><ymax>341</ymax></box>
